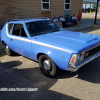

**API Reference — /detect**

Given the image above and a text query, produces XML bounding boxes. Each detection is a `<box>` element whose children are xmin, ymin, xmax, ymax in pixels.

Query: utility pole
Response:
<box><xmin>94</xmin><ymin>0</ymin><xmax>99</xmax><ymax>24</ymax></box>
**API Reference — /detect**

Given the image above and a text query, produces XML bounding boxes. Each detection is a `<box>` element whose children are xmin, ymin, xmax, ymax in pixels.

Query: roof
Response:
<box><xmin>8</xmin><ymin>18</ymin><xmax>50</xmax><ymax>23</ymax></box>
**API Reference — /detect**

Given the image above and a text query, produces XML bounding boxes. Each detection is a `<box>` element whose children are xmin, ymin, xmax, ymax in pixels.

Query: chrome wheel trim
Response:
<box><xmin>5</xmin><ymin>45</ymin><xmax>9</xmax><ymax>54</ymax></box>
<box><xmin>43</xmin><ymin>60</ymin><xmax>51</xmax><ymax>71</ymax></box>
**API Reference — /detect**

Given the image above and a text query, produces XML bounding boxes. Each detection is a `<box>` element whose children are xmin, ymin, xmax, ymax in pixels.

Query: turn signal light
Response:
<box><xmin>85</xmin><ymin>52</ymin><xmax>89</xmax><ymax>57</ymax></box>
<box><xmin>71</xmin><ymin>56</ymin><xmax>75</xmax><ymax>63</ymax></box>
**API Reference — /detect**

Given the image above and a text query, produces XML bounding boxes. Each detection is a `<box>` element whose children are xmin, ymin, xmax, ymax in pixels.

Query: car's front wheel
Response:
<box><xmin>39</xmin><ymin>55</ymin><xmax>58</xmax><ymax>77</ymax></box>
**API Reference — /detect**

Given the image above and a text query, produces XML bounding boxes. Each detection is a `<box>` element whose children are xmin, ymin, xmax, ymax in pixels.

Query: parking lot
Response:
<box><xmin>0</xmin><ymin>27</ymin><xmax>100</xmax><ymax>100</ymax></box>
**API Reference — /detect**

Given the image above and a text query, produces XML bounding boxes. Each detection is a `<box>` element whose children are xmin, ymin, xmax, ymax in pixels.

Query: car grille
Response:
<box><xmin>84</xmin><ymin>45</ymin><xmax>100</xmax><ymax>58</ymax></box>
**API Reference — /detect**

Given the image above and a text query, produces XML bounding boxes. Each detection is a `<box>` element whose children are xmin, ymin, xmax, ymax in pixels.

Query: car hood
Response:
<box><xmin>30</xmin><ymin>30</ymin><xmax>100</xmax><ymax>53</ymax></box>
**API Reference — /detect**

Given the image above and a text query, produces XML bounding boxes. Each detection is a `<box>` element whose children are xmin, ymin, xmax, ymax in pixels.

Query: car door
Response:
<box><xmin>10</xmin><ymin>23</ymin><xmax>32</xmax><ymax>58</ymax></box>
<box><xmin>10</xmin><ymin>24</ymin><xmax>23</xmax><ymax>54</ymax></box>
<box><xmin>19</xmin><ymin>25</ymin><xmax>33</xmax><ymax>59</ymax></box>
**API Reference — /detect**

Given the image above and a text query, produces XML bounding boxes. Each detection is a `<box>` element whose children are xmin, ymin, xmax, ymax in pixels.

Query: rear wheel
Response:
<box><xmin>39</xmin><ymin>55</ymin><xmax>57</xmax><ymax>77</ymax></box>
<box><xmin>4</xmin><ymin>44</ymin><xmax>13</xmax><ymax>56</ymax></box>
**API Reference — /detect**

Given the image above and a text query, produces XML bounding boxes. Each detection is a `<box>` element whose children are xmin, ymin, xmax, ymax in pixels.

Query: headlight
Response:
<box><xmin>69</xmin><ymin>52</ymin><xmax>84</xmax><ymax>66</ymax></box>
<box><xmin>78</xmin><ymin>52</ymin><xmax>84</xmax><ymax>62</ymax></box>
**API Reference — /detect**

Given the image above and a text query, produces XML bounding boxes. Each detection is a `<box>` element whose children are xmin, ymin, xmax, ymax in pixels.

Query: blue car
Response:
<box><xmin>1</xmin><ymin>18</ymin><xmax>100</xmax><ymax>77</ymax></box>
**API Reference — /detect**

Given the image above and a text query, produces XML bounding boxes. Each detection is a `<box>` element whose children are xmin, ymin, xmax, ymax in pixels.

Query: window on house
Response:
<box><xmin>41</xmin><ymin>0</ymin><xmax>50</xmax><ymax>10</ymax></box>
<box><xmin>64</xmin><ymin>0</ymin><xmax>70</xmax><ymax>10</ymax></box>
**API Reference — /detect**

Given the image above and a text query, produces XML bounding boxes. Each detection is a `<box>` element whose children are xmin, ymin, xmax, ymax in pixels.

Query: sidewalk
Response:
<box><xmin>65</xmin><ymin>19</ymin><xmax>100</xmax><ymax>31</ymax></box>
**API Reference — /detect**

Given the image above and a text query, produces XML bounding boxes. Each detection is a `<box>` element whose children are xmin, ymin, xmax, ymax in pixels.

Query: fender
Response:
<box><xmin>31</xmin><ymin>43</ymin><xmax>72</xmax><ymax>70</ymax></box>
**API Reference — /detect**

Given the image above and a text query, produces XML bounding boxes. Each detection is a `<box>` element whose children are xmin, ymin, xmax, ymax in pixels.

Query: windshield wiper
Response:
<box><xmin>31</xmin><ymin>32</ymin><xmax>46</xmax><ymax>37</ymax></box>
<box><xmin>52</xmin><ymin>29</ymin><xmax>63</xmax><ymax>32</ymax></box>
<box><xmin>39</xmin><ymin>32</ymin><xmax>46</xmax><ymax>34</ymax></box>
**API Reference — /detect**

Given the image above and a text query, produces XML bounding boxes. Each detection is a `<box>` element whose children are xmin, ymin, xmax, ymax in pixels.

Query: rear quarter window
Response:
<box><xmin>12</xmin><ymin>24</ymin><xmax>27</xmax><ymax>37</ymax></box>
<box><xmin>8</xmin><ymin>23</ymin><xmax>13</xmax><ymax>34</ymax></box>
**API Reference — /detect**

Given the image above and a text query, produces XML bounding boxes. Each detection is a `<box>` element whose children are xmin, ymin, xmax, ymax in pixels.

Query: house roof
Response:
<box><xmin>83</xmin><ymin>0</ymin><xmax>97</xmax><ymax>4</ymax></box>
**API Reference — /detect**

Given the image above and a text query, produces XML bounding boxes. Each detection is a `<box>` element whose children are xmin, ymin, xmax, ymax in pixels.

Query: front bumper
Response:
<box><xmin>68</xmin><ymin>52</ymin><xmax>100</xmax><ymax>72</ymax></box>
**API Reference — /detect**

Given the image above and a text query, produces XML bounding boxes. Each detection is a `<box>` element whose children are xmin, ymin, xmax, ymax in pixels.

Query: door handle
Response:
<box><xmin>11</xmin><ymin>39</ymin><xmax>13</xmax><ymax>41</ymax></box>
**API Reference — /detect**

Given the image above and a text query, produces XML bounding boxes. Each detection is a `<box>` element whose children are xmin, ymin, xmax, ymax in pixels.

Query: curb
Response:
<box><xmin>93</xmin><ymin>26</ymin><xmax>100</xmax><ymax>28</ymax></box>
<box><xmin>73</xmin><ymin>26</ymin><xmax>93</xmax><ymax>31</ymax></box>
<box><xmin>73</xmin><ymin>25</ymin><xmax>100</xmax><ymax>31</ymax></box>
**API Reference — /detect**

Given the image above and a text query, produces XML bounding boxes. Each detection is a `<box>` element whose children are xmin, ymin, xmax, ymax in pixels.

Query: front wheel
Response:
<box><xmin>39</xmin><ymin>55</ymin><xmax>57</xmax><ymax>77</ymax></box>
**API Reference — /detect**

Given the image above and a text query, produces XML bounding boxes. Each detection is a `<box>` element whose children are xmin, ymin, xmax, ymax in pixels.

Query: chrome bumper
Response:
<box><xmin>68</xmin><ymin>52</ymin><xmax>100</xmax><ymax>72</ymax></box>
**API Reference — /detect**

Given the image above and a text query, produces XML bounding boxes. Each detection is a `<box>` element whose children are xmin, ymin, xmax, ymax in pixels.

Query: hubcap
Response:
<box><xmin>6</xmin><ymin>45</ymin><xmax>9</xmax><ymax>54</ymax></box>
<box><xmin>43</xmin><ymin>60</ymin><xmax>51</xmax><ymax>71</ymax></box>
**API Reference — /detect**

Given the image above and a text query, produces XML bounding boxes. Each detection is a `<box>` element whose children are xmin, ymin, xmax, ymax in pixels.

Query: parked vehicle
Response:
<box><xmin>1</xmin><ymin>18</ymin><xmax>100</xmax><ymax>77</ymax></box>
<box><xmin>82</xmin><ymin>8</ymin><xmax>96</xmax><ymax>13</ymax></box>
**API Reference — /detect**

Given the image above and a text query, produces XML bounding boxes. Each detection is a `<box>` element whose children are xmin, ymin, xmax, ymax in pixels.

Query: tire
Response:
<box><xmin>4</xmin><ymin>44</ymin><xmax>13</xmax><ymax>56</ymax></box>
<box><xmin>39</xmin><ymin>55</ymin><xmax>57</xmax><ymax>77</ymax></box>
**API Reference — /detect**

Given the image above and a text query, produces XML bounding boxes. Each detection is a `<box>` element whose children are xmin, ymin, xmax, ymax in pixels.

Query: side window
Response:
<box><xmin>8</xmin><ymin>23</ymin><xmax>13</xmax><ymax>34</ymax></box>
<box><xmin>12</xmin><ymin>24</ymin><xmax>27</xmax><ymax>37</ymax></box>
<box><xmin>20</xmin><ymin>28</ymin><xmax>27</xmax><ymax>37</ymax></box>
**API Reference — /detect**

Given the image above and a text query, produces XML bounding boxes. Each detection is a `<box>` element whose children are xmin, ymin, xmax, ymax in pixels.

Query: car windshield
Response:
<box><xmin>26</xmin><ymin>20</ymin><xmax>64</xmax><ymax>37</ymax></box>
